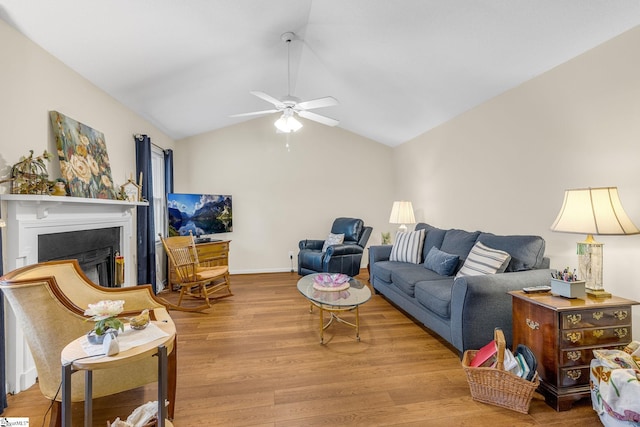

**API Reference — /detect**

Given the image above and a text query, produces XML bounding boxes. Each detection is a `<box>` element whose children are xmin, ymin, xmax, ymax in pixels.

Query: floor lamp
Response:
<box><xmin>550</xmin><ymin>187</ymin><xmax>639</xmax><ymax>298</ymax></box>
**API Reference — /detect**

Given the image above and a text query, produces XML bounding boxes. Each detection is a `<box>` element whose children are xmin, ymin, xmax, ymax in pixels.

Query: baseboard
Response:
<box><xmin>231</xmin><ymin>268</ymin><xmax>299</xmax><ymax>275</ymax></box>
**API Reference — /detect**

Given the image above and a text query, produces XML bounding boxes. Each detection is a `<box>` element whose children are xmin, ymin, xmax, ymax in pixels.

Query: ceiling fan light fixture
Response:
<box><xmin>231</xmin><ymin>30</ymin><xmax>339</xmax><ymax>131</ymax></box>
<box><xmin>274</xmin><ymin>113</ymin><xmax>302</xmax><ymax>133</ymax></box>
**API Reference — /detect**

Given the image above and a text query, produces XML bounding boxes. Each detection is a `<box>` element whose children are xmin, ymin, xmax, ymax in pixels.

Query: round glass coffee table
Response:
<box><xmin>297</xmin><ymin>273</ymin><xmax>372</xmax><ymax>344</ymax></box>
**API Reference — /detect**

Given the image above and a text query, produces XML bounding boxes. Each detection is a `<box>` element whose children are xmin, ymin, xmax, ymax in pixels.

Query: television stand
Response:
<box><xmin>195</xmin><ymin>237</ymin><xmax>223</xmax><ymax>244</ymax></box>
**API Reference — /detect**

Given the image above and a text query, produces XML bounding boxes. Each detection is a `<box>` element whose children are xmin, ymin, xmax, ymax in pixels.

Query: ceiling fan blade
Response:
<box><xmin>297</xmin><ymin>110</ymin><xmax>339</xmax><ymax>127</ymax></box>
<box><xmin>230</xmin><ymin>109</ymin><xmax>279</xmax><ymax>118</ymax></box>
<box><xmin>297</xmin><ymin>96</ymin><xmax>338</xmax><ymax>110</ymax></box>
<box><xmin>250</xmin><ymin>91</ymin><xmax>284</xmax><ymax>108</ymax></box>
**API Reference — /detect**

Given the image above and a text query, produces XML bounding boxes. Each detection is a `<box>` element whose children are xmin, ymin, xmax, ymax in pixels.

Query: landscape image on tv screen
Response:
<box><xmin>167</xmin><ymin>193</ymin><xmax>232</xmax><ymax>236</ymax></box>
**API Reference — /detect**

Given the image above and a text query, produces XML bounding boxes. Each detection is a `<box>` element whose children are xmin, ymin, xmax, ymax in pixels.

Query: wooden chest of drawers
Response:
<box><xmin>509</xmin><ymin>291</ymin><xmax>637</xmax><ymax>411</ymax></box>
<box><xmin>168</xmin><ymin>240</ymin><xmax>230</xmax><ymax>289</ymax></box>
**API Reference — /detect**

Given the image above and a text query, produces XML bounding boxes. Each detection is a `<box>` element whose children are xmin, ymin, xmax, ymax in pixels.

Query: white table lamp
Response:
<box><xmin>389</xmin><ymin>201</ymin><xmax>416</xmax><ymax>233</ymax></box>
<box><xmin>550</xmin><ymin>187</ymin><xmax>639</xmax><ymax>298</ymax></box>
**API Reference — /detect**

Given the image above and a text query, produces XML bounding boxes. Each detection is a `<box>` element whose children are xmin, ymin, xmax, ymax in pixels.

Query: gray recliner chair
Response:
<box><xmin>298</xmin><ymin>217</ymin><xmax>372</xmax><ymax>277</ymax></box>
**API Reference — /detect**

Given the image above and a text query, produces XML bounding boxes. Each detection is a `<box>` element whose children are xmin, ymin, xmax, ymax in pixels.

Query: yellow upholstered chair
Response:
<box><xmin>159</xmin><ymin>233</ymin><xmax>232</xmax><ymax>312</ymax></box>
<box><xmin>0</xmin><ymin>260</ymin><xmax>177</xmax><ymax>427</ymax></box>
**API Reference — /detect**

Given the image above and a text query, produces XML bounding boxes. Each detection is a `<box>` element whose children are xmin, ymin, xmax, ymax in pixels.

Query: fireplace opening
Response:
<box><xmin>38</xmin><ymin>227</ymin><xmax>121</xmax><ymax>287</ymax></box>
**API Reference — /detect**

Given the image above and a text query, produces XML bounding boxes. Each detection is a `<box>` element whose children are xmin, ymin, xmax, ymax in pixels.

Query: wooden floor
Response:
<box><xmin>3</xmin><ymin>271</ymin><xmax>603</xmax><ymax>426</ymax></box>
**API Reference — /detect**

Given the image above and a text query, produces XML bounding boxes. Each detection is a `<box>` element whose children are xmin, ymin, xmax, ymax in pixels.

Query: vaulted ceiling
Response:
<box><xmin>1</xmin><ymin>1</ymin><xmax>639</xmax><ymax>146</ymax></box>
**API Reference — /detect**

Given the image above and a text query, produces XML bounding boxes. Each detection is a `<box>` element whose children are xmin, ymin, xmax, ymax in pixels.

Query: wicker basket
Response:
<box><xmin>461</xmin><ymin>329</ymin><xmax>539</xmax><ymax>414</ymax></box>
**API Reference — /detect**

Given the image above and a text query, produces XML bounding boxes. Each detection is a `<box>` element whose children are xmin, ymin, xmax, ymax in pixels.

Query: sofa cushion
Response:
<box><xmin>455</xmin><ymin>241</ymin><xmax>511</xmax><ymax>278</ymax></box>
<box><xmin>415</xmin><ymin>279</ymin><xmax>455</xmax><ymax>318</ymax></box>
<box><xmin>440</xmin><ymin>229</ymin><xmax>480</xmax><ymax>263</ymax></box>
<box><xmin>415</xmin><ymin>223</ymin><xmax>431</xmax><ymax>232</ymax></box>
<box><xmin>390</xmin><ymin>229</ymin><xmax>425</xmax><ymax>264</ymax></box>
<box><xmin>391</xmin><ymin>264</ymin><xmax>448</xmax><ymax>297</ymax></box>
<box><xmin>477</xmin><ymin>233</ymin><xmax>546</xmax><ymax>271</ymax></box>
<box><xmin>417</xmin><ymin>223</ymin><xmax>447</xmax><ymax>262</ymax></box>
<box><xmin>424</xmin><ymin>247</ymin><xmax>459</xmax><ymax>276</ymax></box>
<box><xmin>322</xmin><ymin>233</ymin><xmax>344</xmax><ymax>252</ymax></box>
<box><xmin>371</xmin><ymin>260</ymin><xmax>414</xmax><ymax>284</ymax></box>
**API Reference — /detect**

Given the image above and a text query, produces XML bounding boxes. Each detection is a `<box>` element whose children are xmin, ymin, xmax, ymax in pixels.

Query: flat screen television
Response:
<box><xmin>167</xmin><ymin>193</ymin><xmax>232</xmax><ymax>237</ymax></box>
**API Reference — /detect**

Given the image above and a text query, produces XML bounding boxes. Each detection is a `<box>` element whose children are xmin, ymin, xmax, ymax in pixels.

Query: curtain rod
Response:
<box><xmin>133</xmin><ymin>134</ymin><xmax>170</xmax><ymax>152</ymax></box>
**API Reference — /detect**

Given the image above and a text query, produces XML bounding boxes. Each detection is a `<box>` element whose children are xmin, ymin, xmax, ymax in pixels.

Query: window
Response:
<box><xmin>151</xmin><ymin>146</ymin><xmax>165</xmax><ymax>241</ymax></box>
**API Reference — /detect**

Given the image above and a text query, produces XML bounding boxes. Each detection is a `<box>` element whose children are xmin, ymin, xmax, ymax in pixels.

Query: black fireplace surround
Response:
<box><xmin>38</xmin><ymin>227</ymin><xmax>120</xmax><ymax>287</ymax></box>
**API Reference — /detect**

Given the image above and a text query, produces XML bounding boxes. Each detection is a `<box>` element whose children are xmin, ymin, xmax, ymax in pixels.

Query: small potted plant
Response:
<box><xmin>381</xmin><ymin>232</ymin><xmax>392</xmax><ymax>245</ymax></box>
<box><xmin>84</xmin><ymin>299</ymin><xmax>125</xmax><ymax>344</ymax></box>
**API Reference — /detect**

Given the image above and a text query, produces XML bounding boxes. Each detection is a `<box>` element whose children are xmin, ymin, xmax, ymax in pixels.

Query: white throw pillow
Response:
<box><xmin>322</xmin><ymin>233</ymin><xmax>344</xmax><ymax>252</ymax></box>
<box><xmin>389</xmin><ymin>229</ymin><xmax>425</xmax><ymax>264</ymax></box>
<box><xmin>456</xmin><ymin>241</ymin><xmax>511</xmax><ymax>278</ymax></box>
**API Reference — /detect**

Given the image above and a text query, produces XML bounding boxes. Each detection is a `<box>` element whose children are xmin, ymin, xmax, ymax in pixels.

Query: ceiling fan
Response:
<box><xmin>230</xmin><ymin>32</ymin><xmax>339</xmax><ymax>133</ymax></box>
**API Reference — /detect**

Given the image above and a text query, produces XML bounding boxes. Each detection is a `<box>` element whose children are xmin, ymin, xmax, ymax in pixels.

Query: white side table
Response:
<box><xmin>60</xmin><ymin>321</ymin><xmax>176</xmax><ymax>427</ymax></box>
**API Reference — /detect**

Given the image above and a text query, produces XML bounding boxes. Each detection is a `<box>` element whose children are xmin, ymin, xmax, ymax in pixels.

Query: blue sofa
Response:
<box><xmin>369</xmin><ymin>223</ymin><xmax>552</xmax><ymax>355</ymax></box>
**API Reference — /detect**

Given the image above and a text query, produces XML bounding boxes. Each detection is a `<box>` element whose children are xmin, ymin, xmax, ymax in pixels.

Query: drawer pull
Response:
<box><xmin>614</xmin><ymin>310</ymin><xmax>628</xmax><ymax>321</ymax></box>
<box><xmin>566</xmin><ymin>332</ymin><xmax>581</xmax><ymax>343</ymax></box>
<box><xmin>526</xmin><ymin>319</ymin><xmax>539</xmax><ymax>330</ymax></box>
<box><xmin>592</xmin><ymin>311</ymin><xmax>604</xmax><ymax>321</ymax></box>
<box><xmin>567</xmin><ymin>350</ymin><xmax>581</xmax><ymax>362</ymax></box>
<box><xmin>566</xmin><ymin>370</ymin><xmax>582</xmax><ymax>381</ymax></box>
<box><xmin>615</xmin><ymin>328</ymin><xmax>629</xmax><ymax>339</ymax></box>
<box><xmin>566</xmin><ymin>314</ymin><xmax>582</xmax><ymax>325</ymax></box>
<box><xmin>593</xmin><ymin>330</ymin><xmax>604</xmax><ymax>338</ymax></box>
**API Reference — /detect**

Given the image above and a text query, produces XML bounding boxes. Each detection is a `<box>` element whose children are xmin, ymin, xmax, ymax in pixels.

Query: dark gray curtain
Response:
<box><xmin>162</xmin><ymin>149</ymin><xmax>174</xmax><ymax>288</ymax></box>
<box><xmin>164</xmin><ymin>149</ymin><xmax>174</xmax><ymax>195</ymax></box>
<box><xmin>134</xmin><ymin>134</ymin><xmax>156</xmax><ymax>291</ymax></box>
<box><xmin>0</xmin><ymin>207</ymin><xmax>7</xmax><ymax>413</ymax></box>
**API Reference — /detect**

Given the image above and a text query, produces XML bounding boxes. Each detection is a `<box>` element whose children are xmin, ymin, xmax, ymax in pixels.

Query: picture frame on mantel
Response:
<box><xmin>49</xmin><ymin>111</ymin><xmax>119</xmax><ymax>200</ymax></box>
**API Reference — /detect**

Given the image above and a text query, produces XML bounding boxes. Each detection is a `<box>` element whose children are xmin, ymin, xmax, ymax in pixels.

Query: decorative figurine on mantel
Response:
<box><xmin>10</xmin><ymin>149</ymin><xmax>53</xmax><ymax>195</ymax></box>
<box><xmin>119</xmin><ymin>172</ymin><xmax>142</xmax><ymax>202</ymax></box>
<box><xmin>51</xmin><ymin>179</ymin><xmax>67</xmax><ymax>196</ymax></box>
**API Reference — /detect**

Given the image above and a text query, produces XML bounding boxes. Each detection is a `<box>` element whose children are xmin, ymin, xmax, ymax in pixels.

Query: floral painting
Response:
<box><xmin>49</xmin><ymin>111</ymin><xmax>118</xmax><ymax>199</ymax></box>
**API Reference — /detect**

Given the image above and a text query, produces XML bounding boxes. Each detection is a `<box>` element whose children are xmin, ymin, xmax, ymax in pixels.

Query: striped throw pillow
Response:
<box><xmin>389</xmin><ymin>229</ymin><xmax>425</xmax><ymax>264</ymax></box>
<box><xmin>455</xmin><ymin>241</ymin><xmax>511</xmax><ymax>278</ymax></box>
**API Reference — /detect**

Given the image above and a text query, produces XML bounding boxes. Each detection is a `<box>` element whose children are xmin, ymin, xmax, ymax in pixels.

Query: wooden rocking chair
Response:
<box><xmin>159</xmin><ymin>234</ymin><xmax>232</xmax><ymax>312</ymax></box>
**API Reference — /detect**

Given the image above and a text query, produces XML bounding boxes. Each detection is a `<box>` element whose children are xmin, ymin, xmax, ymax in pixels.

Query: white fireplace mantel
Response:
<box><xmin>0</xmin><ymin>194</ymin><xmax>147</xmax><ymax>394</ymax></box>
<box><xmin>0</xmin><ymin>193</ymin><xmax>146</xmax><ymax>217</ymax></box>
<box><xmin>0</xmin><ymin>194</ymin><xmax>147</xmax><ymax>284</ymax></box>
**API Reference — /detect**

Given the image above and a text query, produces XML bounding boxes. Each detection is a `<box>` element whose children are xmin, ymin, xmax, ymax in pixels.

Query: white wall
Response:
<box><xmin>0</xmin><ymin>19</ymin><xmax>176</xmax><ymax>186</ymax></box>
<box><xmin>0</xmin><ymin>18</ymin><xmax>176</xmax><ymax>284</ymax></box>
<box><xmin>394</xmin><ymin>25</ymin><xmax>640</xmax><ymax>335</ymax></box>
<box><xmin>175</xmin><ymin>116</ymin><xmax>394</xmax><ymax>273</ymax></box>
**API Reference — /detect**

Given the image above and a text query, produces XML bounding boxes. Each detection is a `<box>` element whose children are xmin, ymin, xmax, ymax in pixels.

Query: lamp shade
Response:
<box><xmin>550</xmin><ymin>187</ymin><xmax>639</xmax><ymax>235</ymax></box>
<box><xmin>389</xmin><ymin>201</ymin><xmax>416</xmax><ymax>225</ymax></box>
